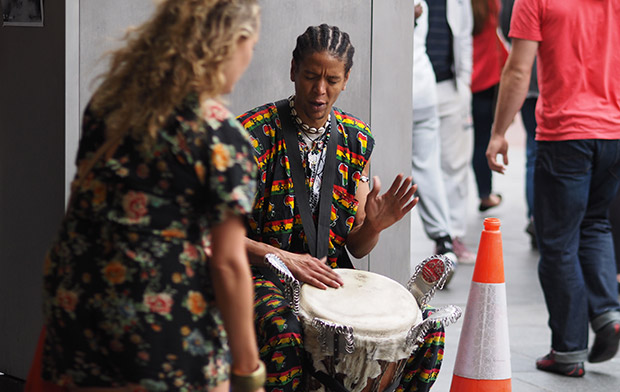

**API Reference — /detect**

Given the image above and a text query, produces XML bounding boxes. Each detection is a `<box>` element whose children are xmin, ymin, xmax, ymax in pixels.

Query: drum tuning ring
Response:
<box><xmin>405</xmin><ymin>323</ymin><xmax>428</xmax><ymax>350</ymax></box>
<box><xmin>264</xmin><ymin>254</ymin><xmax>301</xmax><ymax>314</ymax></box>
<box><xmin>406</xmin><ymin>304</ymin><xmax>463</xmax><ymax>349</ymax></box>
<box><xmin>407</xmin><ymin>254</ymin><xmax>453</xmax><ymax>307</ymax></box>
<box><xmin>312</xmin><ymin>318</ymin><xmax>355</xmax><ymax>354</ymax></box>
<box><xmin>338</xmin><ymin>326</ymin><xmax>355</xmax><ymax>354</ymax></box>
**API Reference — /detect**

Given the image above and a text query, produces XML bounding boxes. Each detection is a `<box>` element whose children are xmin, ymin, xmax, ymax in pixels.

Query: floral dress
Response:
<box><xmin>41</xmin><ymin>94</ymin><xmax>256</xmax><ymax>391</ymax></box>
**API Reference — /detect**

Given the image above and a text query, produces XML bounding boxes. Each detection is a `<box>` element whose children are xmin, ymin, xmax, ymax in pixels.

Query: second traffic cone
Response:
<box><xmin>450</xmin><ymin>217</ymin><xmax>511</xmax><ymax>392</ymax></box>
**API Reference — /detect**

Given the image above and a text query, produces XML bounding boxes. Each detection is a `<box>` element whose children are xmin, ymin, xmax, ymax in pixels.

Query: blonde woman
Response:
<box><xmin>38</xmin><ymin>0</ymin><xmax>263</xmax><ymax>391</ymax></box>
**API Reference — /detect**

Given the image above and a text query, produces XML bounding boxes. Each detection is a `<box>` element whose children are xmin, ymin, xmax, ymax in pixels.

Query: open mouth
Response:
<box><xmin>309</xmin><ymin>101</ymin><xmax>327</xmax><ymax>112</ymax></box>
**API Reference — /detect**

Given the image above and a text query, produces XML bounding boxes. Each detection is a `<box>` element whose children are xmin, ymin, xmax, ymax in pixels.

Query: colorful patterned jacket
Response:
<box><xmin>237</xmin><ymin>102</ymin><xmax>375</xmax><ymax>268</ymax></box>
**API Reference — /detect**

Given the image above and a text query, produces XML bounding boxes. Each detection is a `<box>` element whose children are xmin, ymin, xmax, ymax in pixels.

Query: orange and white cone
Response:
<box><xmin>450</xmin><ymin>218</ymin><xmax>511</xmax><ymax>392</ymax></box>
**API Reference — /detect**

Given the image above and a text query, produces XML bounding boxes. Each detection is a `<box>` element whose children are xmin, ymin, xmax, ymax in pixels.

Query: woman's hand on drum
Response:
<box><xmin>363</xmin><ymin>174</ymin><xmax>418</xmax><ymax>232</ymax></box>
<box><xmin>277</xmin><ymin>250</ymin><xmax>343</xmax><ymax>289</ymax></box>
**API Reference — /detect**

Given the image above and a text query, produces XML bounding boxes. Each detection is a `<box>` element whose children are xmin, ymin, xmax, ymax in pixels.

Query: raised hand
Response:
<box><xmin>363</xmin><ymin>174</ymin><xmax>418</xmax><ymax>232</ymax></box>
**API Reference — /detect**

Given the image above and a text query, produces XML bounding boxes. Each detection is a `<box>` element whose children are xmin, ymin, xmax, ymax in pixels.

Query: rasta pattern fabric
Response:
<box><xmin>396</xmin><ymin>307</ymin><xmax>446</xmax><ymax>392</ymax></box>
<box><xmin>238</xmin><ymin>102</ymin><xmax>374</xmax><ymax>268</ymax></box>
<box><xmin>238</xmin><ymin>102</ymin><xmax>444</xmax><ymax>392</ymax></box>
<box><xmin>253</xmin><ymin>273</ymin><xmax>305</xmax><ymax>392</ymax></box>
<box><xmin>42</xmin><ymin>94</ymin><xmax>256</xmax><ymax>390</ymax></box>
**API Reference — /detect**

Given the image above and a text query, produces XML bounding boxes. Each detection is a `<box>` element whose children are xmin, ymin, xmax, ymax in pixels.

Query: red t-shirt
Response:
<box><xmin>510</xmin><ymin>0</ymin><xmax>620</xmax><ymax>141</ymax></box>
<box><xmin>471</xmin><ymin>0</ymin><xmax>508</xmax><ymax>93</ymax></box>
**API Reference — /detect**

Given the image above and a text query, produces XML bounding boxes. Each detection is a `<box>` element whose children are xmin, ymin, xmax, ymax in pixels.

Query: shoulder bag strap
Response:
<box><xmin>315</xmin><ymin>111</ymin><xmax>338</xmax><ymax>259</ymax></box>
<box><xmin>274</xmin><ymin>100</ymin><xmax>337</xmax><ymax>259</ymax></box>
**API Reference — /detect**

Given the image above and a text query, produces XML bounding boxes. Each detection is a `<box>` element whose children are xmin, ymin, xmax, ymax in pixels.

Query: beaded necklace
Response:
<box><xmin>288</xmin><ymin>96</ymin><xmax>331</xmax><ymax>212</ymax></box>
<box><xmin>289</xmin><ymin>97</ymin><xmax>329</xmax><ymax>134</ymax></box>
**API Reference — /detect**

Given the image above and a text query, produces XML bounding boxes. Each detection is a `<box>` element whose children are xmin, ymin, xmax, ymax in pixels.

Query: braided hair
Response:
<box><xmin>292</xmin><ymin>24</ymin><xmax>355</xmax><ymax>74</ymax></box>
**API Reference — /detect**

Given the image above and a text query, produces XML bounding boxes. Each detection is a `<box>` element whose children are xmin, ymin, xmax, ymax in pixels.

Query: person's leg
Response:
<box><xmin>534</xmin><ymin>140</ymin><xmax>593</xmax><ymax>366</ymax></box>
<box><xmin>471</xmin><ymin>86</ymin><xmax>496</xmax><ymax>201</ymax></box>
<box><xmin>253</xmin><ymin>273</ymin><xmax>305</xmax><ymax>392</ymax></box>
<box><xmin>436</xmin><ymin>81</ymin><xmax>475</xmax><ymax>263</ymax></box>
<box><xmin>580</xmin><ymin>140</ymin><xmax>620</xmax><ymax>362</ymax></box>
<box><xmin>580</xmin><ymin>140</ymin><xmax>620</xmax><ymax>320</ymax></box>
<box><xmin>609</xmin><ymin>188</ymin><xmax>620</xmax><ymax>292</ymax></box>
<box><xmin>521</xmin><ymin>96</ymin><xmax>538</xmax><ymax>220</ymax></box>
<box><xmin>436</xmin><ymin>81</ymin><xmax>472</xmax><ymax>241</ymax></box>
<box><xmin>411</xmin><ymin>111</ymin><xmax>453</xmax><ymax>243</ymax></box>
<box><xmin>521</xmin><ymin>96</ymin><xmax>538</xmax><ymax>248</ymax></box>
<box><xmin>396</xmin><ymin>307</ymin><xmax>445</xmax><ymax>392</ymax></box>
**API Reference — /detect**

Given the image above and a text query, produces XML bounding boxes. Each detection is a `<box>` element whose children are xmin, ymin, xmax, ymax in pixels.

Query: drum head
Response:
<box><xmin>300</xmin><ymin>269</ymin><xmax>421</xmax><ymax>337</ymax></box>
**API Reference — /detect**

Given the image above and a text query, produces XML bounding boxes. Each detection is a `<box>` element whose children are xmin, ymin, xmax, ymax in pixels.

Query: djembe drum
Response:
<box><xmin>265</xmin><ymin>254</ymin><xmax>461</xmax><ymax>392</ymax></box>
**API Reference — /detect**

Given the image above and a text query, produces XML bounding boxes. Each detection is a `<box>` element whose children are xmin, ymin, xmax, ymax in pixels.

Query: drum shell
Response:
<box><xmin>299</xmin><ymin>269</ymin><xmax>423</xmax><ymax>392</ymax></box>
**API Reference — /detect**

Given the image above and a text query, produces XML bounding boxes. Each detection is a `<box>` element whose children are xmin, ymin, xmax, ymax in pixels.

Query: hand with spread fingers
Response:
<box><xmin>364</xmin><ymin>174</ymin><xmax>419</xmax><ymax>232</ymax></box>
<box><xmin>345</xmin><ymin>174</ymin><xmax>419</xmax><ymax>259</ymax></box>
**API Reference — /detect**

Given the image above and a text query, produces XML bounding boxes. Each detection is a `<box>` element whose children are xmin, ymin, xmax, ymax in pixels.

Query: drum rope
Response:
<box><xmin>312</xmin><ymin>318</ymin><xmax>355</xmax><ymax>354</ymax></box>
<box><xmin>406</xmin><ymin>254</ymin><xmax>453</xmax><ymax>307</ymax></box>
<box><xmin>405</xmin><ymin>305</ymin><xmax>463</xmax><ymax>349</ymax></box>
<box><xmin>264</xmin><ymin>254</ymin><xmax>301</xmax><ymax>314</ymax></box>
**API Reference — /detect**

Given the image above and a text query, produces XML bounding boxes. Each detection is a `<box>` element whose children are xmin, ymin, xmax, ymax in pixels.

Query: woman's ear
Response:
<box><xmin>342</xmin><ymin>70</ymin><xmax>351</xmax><ymax>90</ymax></box>
<box><xmin>290</xmin><ymin>59</ymin><xmax>297</xmax><ymax>82</ymax></box>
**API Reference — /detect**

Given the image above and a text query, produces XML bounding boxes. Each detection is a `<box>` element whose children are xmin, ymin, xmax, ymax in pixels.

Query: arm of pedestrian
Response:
<box><xmin>487</xmin><ymin>38</ymin><xmax>539</xmax><ymax>174</ymax></box>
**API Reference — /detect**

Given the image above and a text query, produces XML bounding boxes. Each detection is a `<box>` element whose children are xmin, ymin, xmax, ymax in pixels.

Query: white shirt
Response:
<box><xmin>413</xmin><ymin>0</ymin><xmax>438</xmax><ymax>118</ymax></box>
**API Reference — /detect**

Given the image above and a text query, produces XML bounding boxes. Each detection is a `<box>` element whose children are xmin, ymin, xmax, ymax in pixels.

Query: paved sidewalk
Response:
<box><xmin>411</xmin><ymin>118</ymin><xmax>620</xmax><ymax>391</ymax></box>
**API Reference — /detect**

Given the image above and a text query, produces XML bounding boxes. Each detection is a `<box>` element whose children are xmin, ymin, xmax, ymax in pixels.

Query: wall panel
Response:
<box><xmin>75</xmin><ymin>0</ymin><xmax>413</xmax><ymax>281</ymax></box>
<box><xmin>368</xmin><ymin>1</ymin><xmax>415</xmax><ymax>283</ymax></box>
<box><xmin>0</xmin><ymin>1</ymin><xmax>66</xmax><ymax>378</ymax></box>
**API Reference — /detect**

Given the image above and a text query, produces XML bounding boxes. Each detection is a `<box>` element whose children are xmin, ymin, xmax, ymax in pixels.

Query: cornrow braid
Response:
<box><xmin>292</xmin><ymin>24</ymin><xmax>355</xmax><ymax>74</ymax></box>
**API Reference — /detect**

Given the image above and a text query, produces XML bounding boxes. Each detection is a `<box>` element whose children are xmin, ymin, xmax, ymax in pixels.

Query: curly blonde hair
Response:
<box><xmin>90</xmin><ymin>0</ymin><xmax>260</xmax><ymax>145</ymax></box>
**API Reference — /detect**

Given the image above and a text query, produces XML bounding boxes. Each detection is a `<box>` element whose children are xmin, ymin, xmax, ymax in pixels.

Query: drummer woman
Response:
<box><xmin>238</xmin><ymin>24</ymin><xmax>445</xmax><ymax>392</ymax></box>
<box><xmin>40</xmin><ymin>1</ymin><xmax>264</xmax><ymax>391</ymax></box>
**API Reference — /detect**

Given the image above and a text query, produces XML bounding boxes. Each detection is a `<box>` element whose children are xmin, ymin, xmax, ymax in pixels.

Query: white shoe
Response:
<box><xmin>453</xmin><ymin>237</ymin><xmax>476</xmax><ymax>264</ymax></box>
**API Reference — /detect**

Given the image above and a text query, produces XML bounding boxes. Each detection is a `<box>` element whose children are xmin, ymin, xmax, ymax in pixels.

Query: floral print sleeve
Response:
<box><xmin>200</xmin><ymin>99</ymin><xmax>256</xmax><ymax>227</ymax></box>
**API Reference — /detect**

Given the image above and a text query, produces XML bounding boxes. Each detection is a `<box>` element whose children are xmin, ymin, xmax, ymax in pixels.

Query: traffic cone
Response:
<box><xmin>450</xmin><ymin>217</ymin><xmax>511</xmax><ymax>392</ymax></box>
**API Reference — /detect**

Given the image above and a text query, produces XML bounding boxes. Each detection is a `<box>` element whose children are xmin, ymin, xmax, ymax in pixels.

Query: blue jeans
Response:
<box><xmin>535</xmin><ymin>139</ymin><xmax>620</xmax><ymax>360</ymax></box>
<box><xmin>522</xmin><ymin>97</ymin><xmax>537</xmax><ymax>219</ymax></box>
<box><xmin>472</xmin><ymin>85</ymin><xmax>498</xmax><ymax>199</ymax></box>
